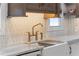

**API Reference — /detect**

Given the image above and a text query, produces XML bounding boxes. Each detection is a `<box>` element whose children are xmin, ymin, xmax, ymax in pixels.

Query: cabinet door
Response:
<box><xmin>70</xmin><ymin>42</ymin><xmax>79</xmax><ymax>56</ymax></box>
<box><xmin>8</xmin><ymin>3</ymin><xmax>26</xmax><ymax>16</ymax></box>
<box><xmin>44</xmin><ymin>3</ymin><xmax>61</xmax><ymax>19</ymax></box>
<box><xmin>42</xmin><ymin>43</ymin><xmax>69</xmax><ymax>56</ymax></box>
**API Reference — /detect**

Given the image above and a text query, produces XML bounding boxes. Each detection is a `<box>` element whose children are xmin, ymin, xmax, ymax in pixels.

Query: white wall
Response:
<box><xmin>0</xmin><ymin>4</ymin><xmax>1</xmax><ymax>32</ymax></box>
<box><xmin>1</xmin><ymin>3</ymin><xmax>7</xmax><ymax>35</ymax></box>
<box><xmin>74</xmin><ymin>17</ymin><xmax>79</xmax><ymax>34</ymax></box>
<box><xmin>0</xmin><ymin>3</ymin><xmax>8</xmax><ymax>48</ymax></box>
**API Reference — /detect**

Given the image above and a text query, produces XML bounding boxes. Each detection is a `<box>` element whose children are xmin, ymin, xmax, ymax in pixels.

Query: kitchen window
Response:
<box><xmin>49</xmin><ymin>18</ymin><xmax>60</xmax><ymax>26</ymax></box>
<box><xmin>48</xmin><ymin>18</ymin><xmax>64</xmax><ymax>30</ymax></box>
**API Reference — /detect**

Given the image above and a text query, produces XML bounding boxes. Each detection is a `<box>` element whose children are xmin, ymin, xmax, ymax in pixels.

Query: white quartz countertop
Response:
<box><xmin>0</xmin><ymin>43</ymin><xmax>43</xmax><ymax>56</ymax></box>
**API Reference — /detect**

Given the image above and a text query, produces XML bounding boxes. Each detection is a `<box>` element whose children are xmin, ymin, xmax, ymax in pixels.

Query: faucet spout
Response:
<box><xmin>32</xmin><ymin>23</ymin><xmax>43</xmax><ymax>36</ymax></box>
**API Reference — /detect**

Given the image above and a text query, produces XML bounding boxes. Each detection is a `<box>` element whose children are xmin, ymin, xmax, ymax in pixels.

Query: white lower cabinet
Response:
<box><xmin>70</xmin><ymin>42</ymin><xmax>79</xmax><ymax>56</ymax></box>
<box><xmin>20</xmin><ymin>42</ymin><xmax>71</xmax><ymax>56</ymax></box>
<box><xmin>42</xmin><ymin>42</ymin><xmax>69</xmax><ymax>56</ymax></box>
<box><xmin>21</xmin><ymin>50</ymin><xmax>42</xmax><ymax>56</ymax></box>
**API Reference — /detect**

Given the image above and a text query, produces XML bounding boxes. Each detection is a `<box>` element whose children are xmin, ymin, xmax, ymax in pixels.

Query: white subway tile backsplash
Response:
<box><xmin>6</xmin><ymin>35</ymin><xmax>28</xmax><ymax>46</ymax></box>
<box><xmin>0</xmin><ymin>35</ymin><xmax>29</xmax><ymax>48</ymax></box>
<box><xmin>0</xmin><ymin>35</ymin><xmax>8</xmax><ymax>48</ymax></box>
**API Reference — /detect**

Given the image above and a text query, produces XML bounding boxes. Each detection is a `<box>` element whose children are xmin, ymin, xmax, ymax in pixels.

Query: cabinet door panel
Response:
<box><xmin>42</xmin><ymin>43</ymin><xmax>69</xmax><ymax>56</ymax></box>
<box><xmin>8</xmin><ymin>3</ymin><xmax>26</xmax><ymax>16</ymax></box>
<box><xmin>71</xmin><ymin>43</ymin><xmax>79</xmax><ymax>56</ymax></box>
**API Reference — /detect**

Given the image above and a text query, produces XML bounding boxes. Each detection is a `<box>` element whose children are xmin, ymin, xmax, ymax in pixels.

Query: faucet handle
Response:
<box><xmin>35</xmin><ymin>31</ymin><xmax>39</xmax><ymax>41</ymax></box>
<box><xmin>40</xmin><ymin>32</ymin><xmax>43</xmax><ymax>40</ymax></box>
<box><xmin>25</xmin><ymin>32</ymin><xmax>31</xmax><ymax>42</ymax></box>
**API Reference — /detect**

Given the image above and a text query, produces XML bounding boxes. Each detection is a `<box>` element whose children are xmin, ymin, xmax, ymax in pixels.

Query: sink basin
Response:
<box><xmin>37</xmin><ymin>40</ymin><xmax>63</xmax><ymax>47</ymax></box>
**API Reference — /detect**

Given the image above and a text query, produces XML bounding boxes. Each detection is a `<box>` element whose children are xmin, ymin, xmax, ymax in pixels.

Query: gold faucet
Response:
<box><xmin>26</xmin><ymin>23</ymin><xmax>43</xmax><ymax>42</ymax></box>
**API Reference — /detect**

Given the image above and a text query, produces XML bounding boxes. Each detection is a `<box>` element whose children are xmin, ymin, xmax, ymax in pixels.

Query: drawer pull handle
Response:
<box><xmin>37</xmin><ymin>54</ymin><xmax>41</xmax><ymax>56</ymax></box>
